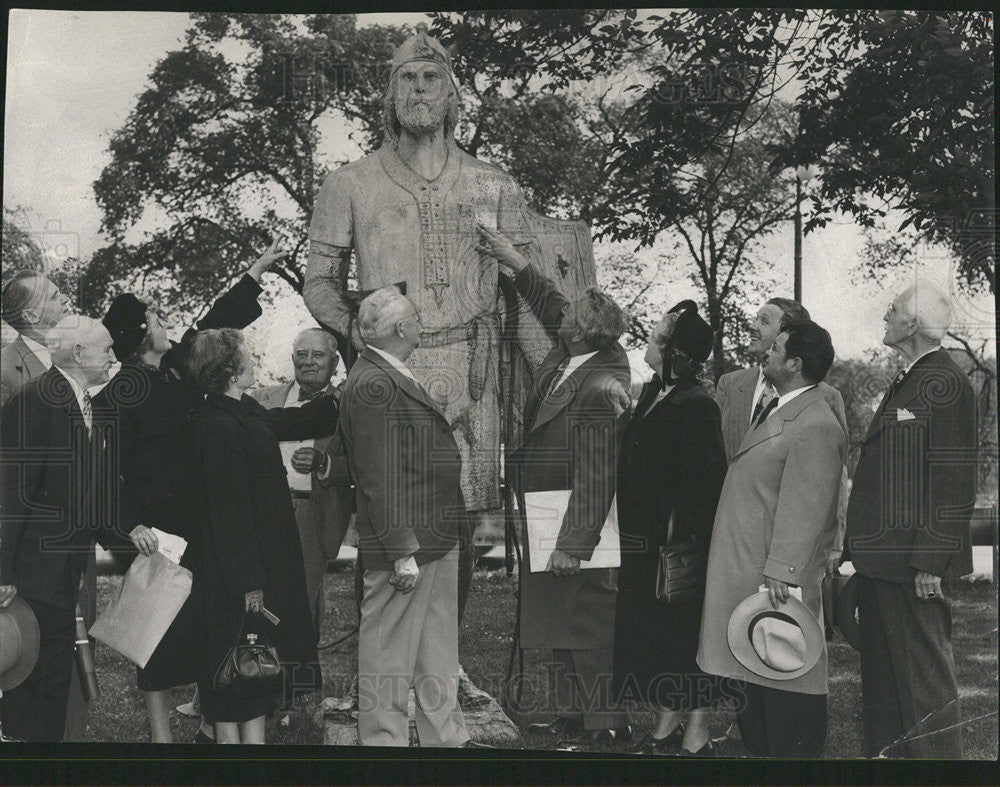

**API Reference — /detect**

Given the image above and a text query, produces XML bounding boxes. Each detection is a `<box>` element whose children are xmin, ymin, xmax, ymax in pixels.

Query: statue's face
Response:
<box><xmin>394</xmin><ymin>61</ymin><xmax>451</xmax><ymax>135</ymax></box>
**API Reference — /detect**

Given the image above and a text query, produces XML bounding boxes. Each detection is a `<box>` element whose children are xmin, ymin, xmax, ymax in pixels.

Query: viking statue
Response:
<box><xmin>305</xmin><ymin>30</ymin><xmax>596</xmax><ymax>517</ymax></box>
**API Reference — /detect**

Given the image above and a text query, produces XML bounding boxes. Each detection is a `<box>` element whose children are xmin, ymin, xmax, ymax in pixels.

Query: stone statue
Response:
<box><xmin>305</xmin><ymin>30</ymin><xmax>541</xmax><ymax>512</ymax></box>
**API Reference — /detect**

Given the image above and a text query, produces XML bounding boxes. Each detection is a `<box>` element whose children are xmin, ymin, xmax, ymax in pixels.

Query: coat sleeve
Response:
<box><xmin>198</xmin><ymin>416</ymin><xmax>269</xmax><ymax>596</ymax></box>
<box><xmin>261</xmin><ymin>395</ymin><xmax>338</xmax><ymax>442</ymax></box>
<box><xmin>764</xmin><ymin>418</ymin><xmax>846</xmax><ymax>584</ymax></box>
<box><xmin>513</xmin><ymin>263</ymin><xmax>569</xmax><ymax>343</ymax></box>
<box><xmin>909</xmin><ymin>375</ymin><xmax>977</xmax><ymax>578</ymax></box>
<box><xmin>340</xmin><ymin>376</ymin><xmax>421</xmax><ymax>563</ymax></box>
<box><xmin>556</xmin><ymin>375</ymin><xmax>631</xmax><ymax>561</ymax></box>
<box><xmin>822</xmin><ymin>384</ymin><xmax>850</xmax><ymax>558</ymax></box>
<box><xmin>0</xmin><ymin>388</ymin><xmax>48</xmax><ymax>585</ymax></box>
<box><xmin>669</xmin><ymin>396</ymin><xmax>727</xmax><ymax>545</ymax></box>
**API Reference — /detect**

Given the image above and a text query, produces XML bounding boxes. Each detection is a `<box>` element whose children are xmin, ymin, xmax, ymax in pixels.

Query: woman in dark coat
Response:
<box><xmin>612</xmin><ymin>301</ymin><xmax>732</xmax><ymax>756</ymax></box>
<box><xmin>189</xmin><ymin>328</ymin><xmax>323</xmax><ymax>744</ymax></box>
<box><xmin>96</xmin><ymin>248</ymin><xmax>282</xmax><ymax>743</ymax></box>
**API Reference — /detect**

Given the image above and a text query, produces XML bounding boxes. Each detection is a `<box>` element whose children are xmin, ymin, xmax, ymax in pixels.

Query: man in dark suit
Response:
<box><xmin>340</xmin><ymin>287</ymin><xmax>469</xmax><ymax>748</ymax></box>
<box><xmin>252</xmin><ymin>328</ymin><xmax>353</xmax><ymax>643</ymax></box>
<box><xmin>478</xmin><ymin>224</ymin><xmax>633</xmax><ymax>747</ymax></box>
<box><xmin>0</xmin><ymin>316</ymin><xmax>138</xmax><ymax>741</ymax></box>
<box><xmin>844</xmin><ymin>281</ymin><xmax>976</xmax><ymax>758</ymax></box>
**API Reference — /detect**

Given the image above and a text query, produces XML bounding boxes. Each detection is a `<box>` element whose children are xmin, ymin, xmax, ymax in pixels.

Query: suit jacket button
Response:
<box><xmin>788</xmin><ymin>566</ymin><xmax>795</xmax><ymax>573</ymax></box>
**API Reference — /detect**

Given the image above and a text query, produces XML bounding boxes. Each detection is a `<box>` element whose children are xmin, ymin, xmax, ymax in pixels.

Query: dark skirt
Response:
<box><xmin>135</xmin><ymin>586</ymin><xmax>203</xmax><ymax>693</ymax></box>
<box><xmin>612</xmin><ymin>587</ymin><xmax>738</xmax><ymax>711</ymax></box>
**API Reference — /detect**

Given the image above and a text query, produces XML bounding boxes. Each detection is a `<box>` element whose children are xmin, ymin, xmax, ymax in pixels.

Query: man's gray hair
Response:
<box><xmin>899</xmin><ymin>280</ymin><xmax>953</xmax><ymax>343</ymax></box>
<box><xmin>294</xmin><ymin>327</ymin><xmax>338</xmax><ymax>357</ymax></box>
<box><xmin>574</xmin><ymin>286</ymin><xmax>629</xmax><ymax>352</ymax></box>
<box><xmin>357</xmin><ymin>286</ymin><xmax>416</xmax><ymax>345</ymax></box>
<box><xmin>46</xmin><ymin>315</ymin><xmax>106</xmax><ymax>367</ymax></box>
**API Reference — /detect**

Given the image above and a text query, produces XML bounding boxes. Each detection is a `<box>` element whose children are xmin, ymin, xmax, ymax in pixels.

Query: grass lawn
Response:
<box><xmin>88</xmin><ymin>568</ymin><xmax>998</xmax><ymax>758</ymax></box>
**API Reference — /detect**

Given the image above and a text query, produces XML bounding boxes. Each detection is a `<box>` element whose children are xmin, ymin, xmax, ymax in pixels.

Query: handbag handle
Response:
<box><xmin>666</xmin><ymin>511</ymin><xmax>676</xmax><ymax>546</ymax></box>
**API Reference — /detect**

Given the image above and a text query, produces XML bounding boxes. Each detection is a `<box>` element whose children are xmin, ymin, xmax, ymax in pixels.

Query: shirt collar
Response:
<box><xmin>21</xmin><ymin>334</ymin><xmax>52</xmax><ymax>369</ymax></box>
<box><xmin>903</xmin><ymin>346</ymin><xmax>940</xmax><ymax>376</ymax></box>
<box><xmin>775</xmin><ymin>383</ymin><xmax>816</xmax><ymax>411</ymax></box>
<box><xmin>53</xmin><ymin>366</ymin><xmax>89</xmax><ymax>411</ymax></box>
<box><xmin>370</xmin><ymin>346</ymin><xmax>420</xmax><ymax>384</ymax></box>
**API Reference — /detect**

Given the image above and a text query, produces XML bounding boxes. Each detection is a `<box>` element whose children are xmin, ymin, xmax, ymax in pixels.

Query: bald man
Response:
<box><xmin>0</xmin><ymin>317</ymin><xmax>138</xmax><ymax>741</ymax></box>
<box><xmin>844</xmin><ymin>282</ymin><xmax>977</xmax><ymax>758</ymax></box>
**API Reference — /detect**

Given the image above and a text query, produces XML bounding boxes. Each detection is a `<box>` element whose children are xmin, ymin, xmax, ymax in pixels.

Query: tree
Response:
<box><xmin>2</xmin><ymin>206</ymin><xmax>46</xmax><ymax>281</ymax></box>
<box><xmin>792</xmin><ymin>9</ymin><xmax>994</xmax><ymax>293</ymax></box>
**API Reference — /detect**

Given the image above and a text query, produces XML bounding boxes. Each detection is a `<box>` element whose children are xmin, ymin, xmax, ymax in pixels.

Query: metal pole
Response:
<box><xmin>794</xmin><ymin>174</ymin><xmax>803</xmax><ymax>303</ymax></box>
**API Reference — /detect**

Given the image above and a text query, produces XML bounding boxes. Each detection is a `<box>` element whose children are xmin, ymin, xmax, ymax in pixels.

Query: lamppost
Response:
<box><xmin>793</xmin><ymin>164</ymin><xmax>820</xmax><ymax>303</ymax></box>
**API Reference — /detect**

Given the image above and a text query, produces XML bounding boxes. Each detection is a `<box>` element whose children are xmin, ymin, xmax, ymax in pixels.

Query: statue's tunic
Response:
<box><xmin>306</xmin><ymin>139</ymin><xmax>534</xmax><ymax>511</ymax></box>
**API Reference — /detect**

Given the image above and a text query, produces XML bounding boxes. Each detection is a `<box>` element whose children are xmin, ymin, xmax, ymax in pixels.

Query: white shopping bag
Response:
<box><xmin>89</xmin><ymin>551</ymin><xmax>192</xmax><ymax>668</ymax></box>
<box><xmin>523</xmin><ymin>490</ymin><xmax>620</xmax><ymax>572</ymax></box>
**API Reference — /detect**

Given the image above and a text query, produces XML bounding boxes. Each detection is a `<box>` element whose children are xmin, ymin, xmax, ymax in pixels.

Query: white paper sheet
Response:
<box><xmin>151</xmin><ymin>527</ymin><xmax>187</xmax><ymax>565</ymax></box>
<box><xmin>523</xmin><ymin>489</ymin><xmax>620</xmax><ymax>572</ymax></box>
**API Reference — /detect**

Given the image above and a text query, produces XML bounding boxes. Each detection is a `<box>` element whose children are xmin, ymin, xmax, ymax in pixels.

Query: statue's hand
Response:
<box><xmin>476</xmin><ymin>223</ymin><xmax>528</xmax><ymax>273</ymax></box>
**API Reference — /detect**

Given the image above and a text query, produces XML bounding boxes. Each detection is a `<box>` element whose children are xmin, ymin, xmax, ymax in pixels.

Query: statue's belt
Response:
<box><xmin>418</xmin><ymin>316</ymin><xmax>492</xmax><ymax>402</ymax></box>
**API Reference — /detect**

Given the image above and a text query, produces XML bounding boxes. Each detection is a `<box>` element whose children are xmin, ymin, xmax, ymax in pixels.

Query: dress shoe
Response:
<box><xmin>679</xmin><ymin>738</ymin><xmax>716</xmax><ymax>757</ymax></box>
<box><xmin>526</xmin><ymin>716</ymin><xmax>583</xmax><ymax>738</ymax></box>
<box><xmin>626</xmin><ymin>725</ymin><xmax>684</xmax><ymax>755</ymax></box>
<box><xmin>459</xmin><ymin>739</ymin><xmax>496</xmax><ymax>749</ymax></box>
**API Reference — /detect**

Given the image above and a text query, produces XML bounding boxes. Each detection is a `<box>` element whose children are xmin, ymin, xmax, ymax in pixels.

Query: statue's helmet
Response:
<box><xmin>383</xmin><ymin>28</ymin><xmax>460</xmax><ymax>143</ymax></box>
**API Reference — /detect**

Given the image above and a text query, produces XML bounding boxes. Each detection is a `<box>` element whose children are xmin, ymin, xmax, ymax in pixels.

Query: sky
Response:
<box><xmin>3</xmin><ymin>9</ymin><xmax>994</xmax><ymax>382</ymax></box>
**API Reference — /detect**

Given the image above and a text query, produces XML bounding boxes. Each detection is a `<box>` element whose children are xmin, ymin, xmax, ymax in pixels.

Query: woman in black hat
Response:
<box><xmin>94</xmin><ymin>241</ymin><xmax>336</xmax><ymax>743</ymax></box>
<box><xmin>612</xmin><ymin>301</ymin><xmax>734</xmax><ymax>756</ymax></box>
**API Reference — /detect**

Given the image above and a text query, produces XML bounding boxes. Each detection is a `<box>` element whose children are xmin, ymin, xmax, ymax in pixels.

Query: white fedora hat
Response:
<box><xmin>1</xmin><ymin>596</ymin><xmax>41</xmax><ymax>692</ymax></box>
<box><xmin>727</xmin><ymin>591</ymin><xmax>824</xmax><ymax>681</ymax></box>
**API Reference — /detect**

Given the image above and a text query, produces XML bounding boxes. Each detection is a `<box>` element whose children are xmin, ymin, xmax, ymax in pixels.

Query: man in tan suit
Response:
<box><xmin>698</xmin><ymin>320</ymin><xmax>847</xmax><ymax>756</ymax></box>
<box><xmin>715</xmin><ymin>297</ymin><xmax>848</xmax><ymax>574</ymax></box>
<box><xmin>252</xmin><ymin>328</ymin><xmax>353</xmax><ymax>642</ymax></box>
<box><xmin>340</xmin><ymin>287</ymin><xmax>469</xmax><ymax>748</ymax></box>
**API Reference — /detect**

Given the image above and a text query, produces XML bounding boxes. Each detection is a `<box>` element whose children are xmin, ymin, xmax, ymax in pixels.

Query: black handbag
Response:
<box><xmin>654</xmin><ymin>512</ymin><xmax>707</xmax><ymax>605</ymax></box>
<box><xmin>213</xmin><ymin>613</ymin><xmax>284</xmax><ymax>698</ymax></box>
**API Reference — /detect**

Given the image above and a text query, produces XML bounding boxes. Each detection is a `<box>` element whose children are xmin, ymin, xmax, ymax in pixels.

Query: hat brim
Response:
<box><xmin>0</xmin><ymin>596</ymin><xmax>41</xmax><ymax>692</ymax></box>
<box><xmin>833</xmin><ymin>573</ymin><xmax>861</xmax><ymax>651</ymax></box>
<box><xmin>727</xmin><ymin>591</ymin><xmax>824</xmax><ymax>681</ymax></box>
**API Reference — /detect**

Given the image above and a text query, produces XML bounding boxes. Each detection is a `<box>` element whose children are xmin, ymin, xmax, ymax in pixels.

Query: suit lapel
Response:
<box><xmin>523</xmin><ymin>350</ymin><xmax>568</xmax><ymax>430</ymax></box>
<box><xmin>736</xmin><ymin>365</ymin><xmax>761</xmax><ymax>429</ymax></box>
<box><xmin>14</xmin><ymin>337</ymin><xmax>48</xmax><ymax>380</ymax></box>
<box><xmin>862</xmin><ymin>351</ymin><xmax>944</xmax><ymax>445</ymax></box>
<box><xmin>732</xmin><ymin>386</ymin><xmax>823</xmax><ymax>460</ymax></box>
<box><xmin>527</xmin><ymin>349</ymin><xmax>609</xmax><ymax>435</ymax></box>
<box><xmin>362</xmin><ymin>348</ymin><xmax>449</xmax><ymax>423</ymax></box>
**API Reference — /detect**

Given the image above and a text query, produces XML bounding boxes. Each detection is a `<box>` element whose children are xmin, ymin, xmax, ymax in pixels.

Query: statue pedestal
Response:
<box><xmin>319</xmin><ymin>682</ymin><xmax>521</xmax><ymax>747</ymax></box>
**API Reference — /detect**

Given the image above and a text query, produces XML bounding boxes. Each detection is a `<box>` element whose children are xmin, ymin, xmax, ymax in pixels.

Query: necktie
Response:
<box><xmin>752</xmin><ymin>395</ymin><xmax>778</xmax><ymax>430</ymax></box>
<box><xmin>750</xmin><ymin>386</ymin><xmax>775</xmax><ymax>425</ymax></box>
<box><xmin>297</xmin><ymin>387</ymin><xmax>324</xmax><ymax>402</ymax></box>
<box><xmin>81</xmin><ymin>391</ymin><xmax>93</xmax><ymax>435</ymax></box>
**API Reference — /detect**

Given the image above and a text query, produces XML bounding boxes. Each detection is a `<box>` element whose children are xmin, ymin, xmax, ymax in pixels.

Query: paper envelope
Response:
<box><xmin>523</xmin><ymin>489</ymin><xmax>620</xmax><ymax>572</ymax></box>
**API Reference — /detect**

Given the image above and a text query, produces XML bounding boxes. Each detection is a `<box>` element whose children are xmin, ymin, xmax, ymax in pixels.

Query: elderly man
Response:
<box><xmin>0</xmin><ymin>317</ymin><xmax>143</xmax><ymax>741</ymax></box>
<box><xmin>0</xmin><ymin>270</ymin><xmax>101</xmax><ymax>742</ymax></box>
<box><xmin>844</xmin><ymin>281</ymin><xmax>976</xmax><ymax>758</ymax></box>
<box><xmin>340</xmin><ymin>287</ymin><xmax>469</xmax><ymax>748</ymax></box>
<box><xmin>698</xmin><ymin>320</ymin><xmax>846</xmax><ymax>757</ymax></box>
<box><xmin>478</xmin><ymin>225</ymin><xmax>632</xmax><ymax>746</ymax></box>
<box><xmin>252</xmin><ymin>328</ymin><xmax>353</xmax><ymax>643</ymax></box>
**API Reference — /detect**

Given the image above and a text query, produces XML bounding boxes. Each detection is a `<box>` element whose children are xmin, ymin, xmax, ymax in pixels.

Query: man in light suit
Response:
<box><xmin>477</xmin><ymin>224</ymin><xmax>633</xmax><ymax>747</ymax></box>
<box><xmin>698</xmin><ymin>320</ymin><xmax>846</xmax><ymax>757</ymax></box>
<box><xmin>0</xmin><ymin>271</ymin><xmax>72</xmax><ymax>407</ymax></box>
<box><xmin>252</xmin><ymin>328</ymin><xmax>353</xmax><ymax>643</ymax></box>
<box><xmin>0</xmin><ymin>270</ymin><xmax>98</xmax><ymax>742</ymax></box>
<box><xmin>0</xmin><ymin>316</ymin><xmax>139</xmax><ymax>740</ymax></box>
<box><xmin>715</xmin><ymin>297</ymin><xmax>849</xmax><ymax>574</ymax></box>
<box><xmin>844</xmin><ymin>281</ymin><xmax>976</xmax><ymax>758</ymax></box>
<box><xmin>340</xmin><ymin>287</ymin><xmax>469</xmax><ymax>748</ymax></box>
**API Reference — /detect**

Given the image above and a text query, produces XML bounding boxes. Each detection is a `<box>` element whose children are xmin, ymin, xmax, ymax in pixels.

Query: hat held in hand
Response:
<box><xmin>0</xmin><ymin>596</ymin><xmax>41</xmax><ymax>692</ymax></box>
<box><xmin>727</xmin><ymin>591</ymin><xmax>824</xmax><ymax>681</ymax></box>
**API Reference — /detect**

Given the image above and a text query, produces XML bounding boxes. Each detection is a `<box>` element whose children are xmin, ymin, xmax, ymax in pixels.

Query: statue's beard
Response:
<box><xmin>397</xmin><ymin>97</ymin><xmax>447</xmax><ymax>136</ymax></box>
